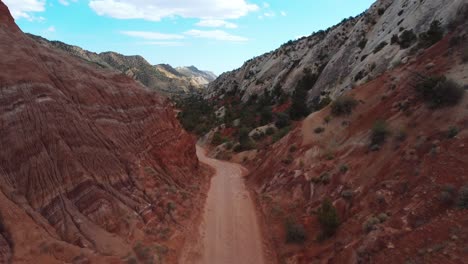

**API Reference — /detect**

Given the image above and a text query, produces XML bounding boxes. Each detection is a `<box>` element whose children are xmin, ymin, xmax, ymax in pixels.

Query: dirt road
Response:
<box><xmin>179</xmin><ymin>146</ymin><xmax>266</xmax><ymax>264</ymax></box>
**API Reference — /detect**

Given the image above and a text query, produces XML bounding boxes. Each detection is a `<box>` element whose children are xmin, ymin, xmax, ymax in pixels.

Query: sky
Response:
<box><xmin>5</xmin><ymin>0</ymin><xmax>375</xmax><ymax>75</ymax></box>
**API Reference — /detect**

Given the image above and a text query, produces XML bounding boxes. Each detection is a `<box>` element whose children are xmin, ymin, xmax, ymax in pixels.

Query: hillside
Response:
<box><xmin>0</xmin><ymin>2</ymin><xmax>209</xmax><ymax>263</ymax></box>
<box><xmin>207</xmin><ymin>0</ymin><xmax>465</xmax><ymax>103</ymax></box>
<box><xmin>27</xmin><ymin>34</ymin><xmax>216</xmax><ymax>96</ymax></box>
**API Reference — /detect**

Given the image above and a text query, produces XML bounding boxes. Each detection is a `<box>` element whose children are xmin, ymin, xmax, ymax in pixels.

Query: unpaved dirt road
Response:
<box><xmin>179</xmin><ymin>146</ymin><xmax>266</xmax><ymax>264</ymax></box>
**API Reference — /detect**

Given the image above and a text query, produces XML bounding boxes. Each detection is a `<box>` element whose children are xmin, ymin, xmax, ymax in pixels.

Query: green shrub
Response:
<box><xmin>447</xmin><ymin>126</ymin><xmax>459</xmax><ymax>139</ymax></box>
<box><xmin>362</xmin><ymin>216</ymin><xmax>380</xmax><ymax>233</ymax></box>
<box><xmin>341</xmin><ymin>190</ymin><xmax>353</xmax><ymax>200</ymax></box>
<box><xmin>416</xmin><ymin>76</ymin><xmax>464</xmax><ymax>108</ymax></box>
<box><xmin>370</xmin><ymin>120</ymin><xmax>390</xmax><ymax>146</ymax></box>
<box><xmin>398</xmin><ymin>29</ymin><xmax>417</xmax><ymax>49</ymax></box>
<box><xmin>358</xmin><ymin>38</ymin><xmax>368</xmax><ymax>49</ymax></box>
<box><xmin>440</xmin><ymin>184</ymin><xmax>456</xmax><ymax>204</ymax></box>
<box><xmin>377</xmin><ymin>213</ymin><xmax>389</xmax><ymax>223</ymax></box>
<box><xmin>339</xmin><ymin>164</ymin><xmax>349</xmax><ymax>173</ymax></box>
<box><xmin>275</xmin><ymin>112</ymin><xmax>291</xmax><ymax>128</ymax></box>
<box><xmin>314</xmin><ymin>127</ymin><xmax>325</xmax><ymax>134</ymax></box>
<box><xmin>272</xmin><ymin>126</ymin><xmax>291</xmax><ymax>143</ymax></box>
<box><xmin>285</xmin><ymin>218</ymin><xmax>307</xmax><ymax>243</ymax></box>
<box><xmin>317</xmin><ymin>199</ymin><xmax>340</xmax><ymax>240</ymax></box>
<box><xmin>331</xmin><ymin>96</ymin><xmax>358</xmax><ymax>116</ymax></box>
<box><xmin>457</xmin><ymin>185</ymin><xmax>468</xmax><ymax>209</ymax></box>
<box><xmin>211</xmin><ymin>132</ymin><xmax>227</xmax><ymax>146</ymax></box>
<box><xmin>266</xmin><ymin>127</ymin><xmax>275</xmax><ymax>135</ymax></box>
<box><xmin>289</xmin><ymin>145</ymin><xmax>297</xmax><ymax>152</ymax></box>
<box><xmin>289</xmin><ymin>85</ymin><xmax>310</xmax><ymax>120</ymax></box>
<box><xmin>373</xmin><ymin>41</ymin><xmax>388</xmax><ymax>53</ymax></box>
<box><xmin>419</xmin><ymin>20</ymin><xmax>444</xmax><ymax>48</ymax></box>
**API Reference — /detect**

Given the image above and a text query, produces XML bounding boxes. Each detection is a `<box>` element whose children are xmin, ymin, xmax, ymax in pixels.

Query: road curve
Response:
<box><xmin>179</xmin><ymin>146</ymin><xmax>265</xmax><ymax>264</ymax></box>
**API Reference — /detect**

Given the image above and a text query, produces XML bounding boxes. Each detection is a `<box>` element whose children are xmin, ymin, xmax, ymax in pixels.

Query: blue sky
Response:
<box><xmin>5</xmin><ymin>0</ymin><xmax>375</xmax><ymax>75</ymax></box>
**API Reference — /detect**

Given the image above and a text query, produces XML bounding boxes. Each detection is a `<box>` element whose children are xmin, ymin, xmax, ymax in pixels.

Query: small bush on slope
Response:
<box><xmin>458</xmin><ymin>186</ymin><xmax>468</xmax><ymax>209</ymax></box>
<box><xmin>331</xmin><ymin>96</ymin><xmax>358</xmax><ymax>116</ymax></box>
<box><xmin>419</xmin><ymin>20</ymin><xmax>444</xmax><ymax>48</ymax></box>
<box><xmin>370</xmin><ymin>120</ymin><xmax>390</xmax><ymax>147</ymax></box>
<box><xmin>317</xmin><ymin>199</ymin><xmax>340</xmax><ymax>240</ymax></box>
<box><xmin>285</xmin><ymin>218</ymin><xmax>307</xmax><ymax>243</ymax></box>
<box><xmin>415</xmin><ymin>76</ymin><xmax>464</xmax><ymax>108</ymax></box>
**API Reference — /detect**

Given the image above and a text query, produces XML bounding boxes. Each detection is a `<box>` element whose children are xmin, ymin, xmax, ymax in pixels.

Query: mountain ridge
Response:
<box><xmin>27</xmin><ymin>33</ymin><xmax>216</xmax><ymax>96</ymax></box>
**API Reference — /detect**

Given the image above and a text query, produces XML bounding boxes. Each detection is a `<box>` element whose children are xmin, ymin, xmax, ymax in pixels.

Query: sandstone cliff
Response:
<box><xmin>207</xmin><ymin>0</ymin><xmax>465</xmax><ymax>103</ymax></box>
<box><xmin>0</xmin><ymin>1</ymin><xmax>206</xmax><ymax>263</ymax></box>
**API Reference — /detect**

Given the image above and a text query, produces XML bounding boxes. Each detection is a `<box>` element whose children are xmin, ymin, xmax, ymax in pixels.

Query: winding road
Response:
<box><xmin>180</xmin><ymin>146</ymin><xmax>266</xmax><ymax>264</ymax></box>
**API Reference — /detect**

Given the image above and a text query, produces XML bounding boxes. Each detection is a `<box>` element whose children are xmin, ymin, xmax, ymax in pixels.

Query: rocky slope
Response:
<box><xmin>241</xmin><ymin>22</ymin><xmax>468</xmax><ymax>264</ymax></box>
<box><xmin>207</xmin><ymin>0</ymin><xmax>465</xmax><ymax>103</ymax></box>
<box><xmin>28</xmin><ymin>34</ymin><xmax>216</xmax><ymax>96</ymax></box>
<box><xmin>0</xmin><ymin>1</ymin><xmax>208</xmax><ymax>263</ymax></box>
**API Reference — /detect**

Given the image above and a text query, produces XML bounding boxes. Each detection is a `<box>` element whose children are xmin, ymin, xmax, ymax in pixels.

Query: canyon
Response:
<box><xmin>0</xmin><ymin>0</ymin><xmax>468</xmax><ymax>263</ymax></box>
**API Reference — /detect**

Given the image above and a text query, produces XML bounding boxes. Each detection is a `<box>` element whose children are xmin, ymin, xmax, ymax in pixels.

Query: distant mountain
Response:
<box><xmin>27</xmin><ymin>33</ymin><xmax>216</xmax><ymax>96</ymax></box>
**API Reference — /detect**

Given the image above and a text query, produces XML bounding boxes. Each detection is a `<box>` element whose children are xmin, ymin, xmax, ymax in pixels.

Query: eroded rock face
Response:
<box><xmin>207</xmin><ymin>0</ymin><xmax>465</xmax><ymax>102</ymax></box>
<box><xmin>0</xmin><ymin>1</ymin><xmax>201</xmax><ymax>262</ymax></box>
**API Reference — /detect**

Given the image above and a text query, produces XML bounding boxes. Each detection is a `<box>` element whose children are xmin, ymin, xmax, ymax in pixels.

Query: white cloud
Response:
<box><xmin>262</xmin><ymin>2</ymin><xmax>270</xmax><ymax>8</ymax></box>
<box><xmin>196</xmin><ymin>19</ymin><xmax>238</xmax><ymax>29</ymax></box>
<box><xmin>185</xmin><ymin>29</ymin><xmax>248</xmax><ymax>42</ymax></box>
<box><xmin>263</xmin><ymin>11</ymin><xmax>275</xmax><ymax>17</ymax></box>
<box><xmin>140</xmin><ymin>41</ymin><xmax>185</xmax><ymax>47</ymax></box>
<box><xmin>121</xmin><ymin>31</ymin><xmax>185</xmax><ymax>40</ymax></box>
<box><xmin>89</xmin><ymin>0</ymin><xmax>259</xmax><ymax>21</ymax></box>
<box><xmin>280</xmin><ymin>11</ymin><xmax>287</xmax><ymax>16</ymax></box>
<box><xmin>46</xmin><ymin>26</ymin><xmax>56</xmax><ymax>32</ymax></box>
<box><xmin>58</xmin><ymin>0</ymin><xmax>78</xmax><ymax>6</ymax></box>
<box><xmin>3</xmin><ymin>0</ymin><xmax>46</xmax><ymax>20</ymax></box>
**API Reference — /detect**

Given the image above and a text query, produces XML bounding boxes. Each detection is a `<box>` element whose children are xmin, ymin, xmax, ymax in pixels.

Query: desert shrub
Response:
<box><xmin>415</xmin><ymin>76</ymin><xmax>464</xmax><ymax>108</ymax></box>
<box><xmin>314</xmin><ymin>127</ymin><xmax>325</xmax><ymax>134</ymax></box>
<box><xmin>391</xmin><ymin>34</ymin><xmax>399</xmax><ymax>45</ymax></box>
<box><xmin>331</xmin><ymin>96</ymin><xmax>358</xmax><ymax>116</ymax></box>
<box><xmin>457</xmin><ymin>185</ymin><xmax>468</xmax><ymax>209</ymax></box>
<box><xmin>339</xmin><ymin>164</ymin><xmax>349</xmax><ymax>173</ymax></box>
<box><xmin>285</xmin><ymin>218</ymin><xmax>307</xmax><ymax>243</ymax></box>
<box><xmin>358</xmin><ymin>38</ymin><xmax>368</xmax><ymax>49</ymax></box>
<box><xmin>419</xmin><ymin>20</ymin><xmax>444</xmax><ymax>48</ymax></box>
<box><xmin>370</xmin><ymin>120</ymin><xmax>390</xmax><ymax>146</ymax></box>
<box><xmin>289</xmin><ymin>145</ymin><xmax>297</xmax><ymax>152</ymax></box>
<box><xmin>266</xmin><ymin>127</ymin><xmax>275</xmax><ymax>135</ymax></box>
<box><xmin>251</xmin><ymin>131</ymin><xmax>265</xmax><ymax>141</ymax></box>
<box><xmin>377</xmin><ymin>213</ymin><xmax>389</xmax><ymax>223</ymax></box>
<box><xmin>236</xmin><ymin>127</ymin><xmax>256</xmax><ymax>151</ymax></box>
<box><xmin>463</xmin><ymin>47</ymin><xmax>468</xmax><ymax>63</ymax></box>
<box><xmin>225</xmin><ymin>141</ymin><xmax>234</xmax><ymax>150</ymax></box>
<box><xmin>272</xmin><ymin>126</ymin><xmax>291</xmax><ymax>143</ymax></box>
<box><xmin>133</xmin><ymin>242</ymin><xmax>154</xmax><ymax>264</ymax></box>
<box><xmin>341</xmin><ymin>190</ymin><xmax>353</xmax><ymax>200</ymax></box>
<box><xmin>363</xmin><ymin>216</ymin><xmax>380</xmax><ymax>233</ymax></box>
<box><xmin>211</xmin><ymin>132</ymin><xmax>227</xmax><ymax>146</ymax></box>
<box><xmin>377</xmin><ymin>8</ymin><xmax>385</xmax><ymax>15</ymax></box>
<box><xmin>447</xmin><ymin>126</ymin><xmax>459</xmax><ymax>139</ymax></box>
<box><xmin>440</xmin><ymin>184</ymin><xmax>456</xmax><ymax>204</ymax></box>
<box><xmin>373</xmin><ymin>41</ymin><xmax>388</xmax><ymax>53</ymax></box>
<box><xmin>275</xmin><ymin>112</ymin><xmax>291</xmax><ymax>128</ymax></box>
<box><xmin>398</xmin><ymin>30</ymin><xmax>417</xmax><ymax>49</ymax></box>
<box><xmin>289</xmin><ymin>86</ymin><xmax>310</xmax><ymax>120</ymax></box>
<box><xmin>317</xmin><ymin>199</ymin><xmax>340</xmax><ymax>240</ymax></box>
<box><xmin>319</xmin><ymin>172</ymin><xmax>331</xmax><ymax>184</ymax></box>
<box><xmin>395</xmin><ymin>129</ymin><xmax>407</xmax><ymax>142</ymax></box>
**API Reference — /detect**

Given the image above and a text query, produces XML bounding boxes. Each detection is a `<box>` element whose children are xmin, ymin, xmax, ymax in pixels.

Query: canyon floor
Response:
<box><xmin>180</xmin><ymin>146</ymin><xmax>267</xmax><ymax>264</ymax></box>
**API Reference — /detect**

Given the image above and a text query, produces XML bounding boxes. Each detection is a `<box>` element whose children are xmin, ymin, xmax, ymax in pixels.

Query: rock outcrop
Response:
<box><xmin>28</xmin><ymin>34</ymin><xmax>216</xmax><ymax>96</ymax></box>
<box><xmin>207</xmin><ymin>0</ymin><xmax>465</xmax><ymax>103</ymax></box>
<box><xmin>0</xmin><ymin>1</ymin><xmax>206</xmax><ymax>263</ymax></box>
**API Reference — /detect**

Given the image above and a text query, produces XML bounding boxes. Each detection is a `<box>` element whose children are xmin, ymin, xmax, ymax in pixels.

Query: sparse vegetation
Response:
<box><xmin>447</xmin><ymin>126</ymin><xmax>459</xmax><ymax>139</ymax></box>
<box><xmin>415</xmin><ymin>76</ymin><xmax>464</xmax><ymax>108</ymax></box>
<box><xmin>272</xmin><ymin>126</ymin><xmax>291</xmax><ymax>143</ymax></box>
<box><xmin>275</xmin><ymin>112</ymin><xmax>291</xmax><ymax>129</ymax></box>
<box><xmin>370</xmin><ymin>120</ymin><xmax>390</xmax><ymax>146</ymax></box>
<box><xmin>211</xmin><ymin>132</ymin><xmax>228</xmax><ymax>146</ymax></box>
<box><xmin>339</xmin><ymin>164</ymin><xmax>349</xmax><ymax>173</ymax></box>
<box><xmin>285</xmin><ymin>218</ymin><xmax>307</xmax><ymax>243</ymax></box>
<box><xmin>289</xmin><ymin>145</ymin><xmax>297</xmax><ymax>153</ymax></box>
<box><xmin>331</xmin><ymin>96</ymin><xmax>358</xmax><ymax>116</ymax></box>
<box><xmin>358</xmin><ymin>38</ymin><xmax>368</xmax><ymax>50</ymax></box>
<box><xmin>457</xmin><ymin>185</ymin><xmax>468</xmax><ymax>209</ymax></box>
<box><xmin>363</xmin><ymin>216</ymin><xmax>380</xmax><ymax>233</ymax></box>
<box><xmin>314</xmin><ymin>127</ymin><xmax>325</xmax><ymax>134</ymax></box>
<box><xmin>398</xmin><ymin>29</ymin><xmax>417</xmax><ymax>49</ymax></box>
<box><xmin>317</xmin><ymin>199</ymin><xmax>340</xmax><ymax>240</ymax></box>
<box><xmin>266</xmin><ymin>127</ymin><xmax>275</xmax><ymax>135</ymax></box>
<box><xmin>341</xmin><ymin>190</ymin><xmax>353</xmax><ymax>200</ymax></box>
<box><xmin>439</xmin><ymin>185</ymin><xmax>456</xmax><ymax>205</ymax></box>
<box><xmin>418</xmin><ymin>20</ymin><xmax>444</xmax><ymax>48</ymax></box>
<box><xmin>373</xmin><ymin>41</ymin><xmax>388</xmax><ymax>53</ymax></box>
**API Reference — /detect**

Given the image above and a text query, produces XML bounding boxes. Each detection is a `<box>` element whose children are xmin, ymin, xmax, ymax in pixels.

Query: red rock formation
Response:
<box><xmin>0</xmin><ymin>1</ymin><xmax>204</xmax><ymax>263</ymax></box>
<box><xmin>246</xmin><ymin>28</ymin><xmax>468</xmax><ymax>263</ymax></box>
